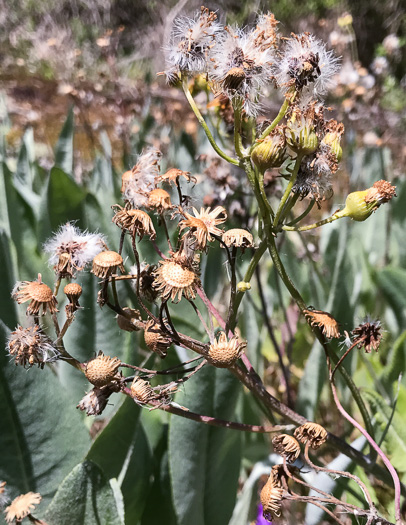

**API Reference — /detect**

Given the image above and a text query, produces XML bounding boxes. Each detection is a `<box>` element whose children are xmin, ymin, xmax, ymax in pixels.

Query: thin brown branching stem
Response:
<box><xmin>330</xmin><ymin>336</ymin><xmax>366</xmax><ymax>380</ymax></box>
<box><xmin>118</xmin><ymin>230</ymin><xmax>125</xmax><ymax>255</ymax></box>
<box><xmin>159</xmin><ymin>213</ymin><xmax>173</xmax><ymax>252</ymax></box>
<box><xmin>51</xmin><ymin>313</ymin><xmax>60</xmax><ymax>338</ymax></box>
<box><xmin>121</xmin><ymin>355</ymin><xmax>204</xmax><ymax>377</ymax></box>
<box><xmin>53</xmin><ymin>277</ymin><xmax>62</xmax><ymax>297</ymax></box>
<box><xmin>151</xmin><ymin>239</ymin><xmax>168</xmax><ymax>259</ymax></box>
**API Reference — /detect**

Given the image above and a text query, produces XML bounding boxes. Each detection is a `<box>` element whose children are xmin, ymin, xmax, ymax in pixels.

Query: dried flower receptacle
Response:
<box><xmin>144</xmin><ymin>320</ymin><xmax>172</xmax><ymax>358</ymax></box>
<box><xmin>272</xmin><ymin>434</ymin><xmax>301</xmax><ymax>463</ymax></box>
<box><xmin>92</xmin><ymin>250</ymin><xmax>125</xmax><ymax>279</ymax></box>
<box><xmin>12</xmin><ymin>277</ymin><xmax>58</xmax><ymax>316</ymax></box>
<box><xmin>207</xmin><ymin>332</ymin><xmax>245</xmax><ymax>368</ymax></box>
<box><xmin>85</xmin><ymin>352</ymin><xmax>121</xmax><ymax>387</ymax></box>
<box><xmin>294</xmin><ymin>422</ymin><xmax>328</xmax><ymax>449</ymax></box>
<box><xmin>153</xmin><ymin>255</ymin><xmax>200</xmax><ymax>303</ymax></box>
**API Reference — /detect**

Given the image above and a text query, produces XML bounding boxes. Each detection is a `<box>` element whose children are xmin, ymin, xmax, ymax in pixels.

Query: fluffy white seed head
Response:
<box><xmin>123</xmin><ymin>148</ymin><xmax>161</xmax><ymax>208</ymax></box>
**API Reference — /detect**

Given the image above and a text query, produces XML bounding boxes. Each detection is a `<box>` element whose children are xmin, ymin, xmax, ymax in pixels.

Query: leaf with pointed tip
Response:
<box><xmin>44</xmin><ymin>461</ymin><xmax>123</xmax><ymax>525</ymax></box>
<box><xmin>55</xmin><ymin>107</ymin><xmax>74</xmax><ymax>175</ymax></box>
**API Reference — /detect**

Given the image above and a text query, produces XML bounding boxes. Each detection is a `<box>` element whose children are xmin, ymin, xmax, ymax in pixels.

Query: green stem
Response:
<box><xmin>181</xmin><ymin>77</ymin><xmax>239</xmax><ymax>166</ymax></box>
<box><xmin>250</xmin><ymin>94</ymin><xmax>292</xmax><ymax>153</ymax></box>
<box><xmin>273</xmin><ymin>154</ymin><xmax>304</xmax><ymax>228</ymax></box>
<box><xmin>283</xmin><ymin>210</ymin><xmax>347</xmax><ymax>231</ymax></box>
<box><xmin>232</xmin><ymin>99</ymin><xmax>246</xmax><ymax>158</ymax></box>
<box><xmin>279</xmin><ymin>192</ymin><xmax>299</xmax><ymax>224</ymax></box>
<box><xmin>286</xmin><ymin>199</ymin><xmax>315</xmax><ymax>226</ymax></box>
<box><xmin>256</xmin><ymin>168</ymin><xmax>274</xmax><ymax>218</ymax></box>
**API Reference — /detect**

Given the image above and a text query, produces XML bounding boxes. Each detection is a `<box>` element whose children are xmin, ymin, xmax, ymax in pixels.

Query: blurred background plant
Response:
<box><xmin>0</xmin><ymin>1</ymin><xmax>406</xmax><ymax>524</ymax></box>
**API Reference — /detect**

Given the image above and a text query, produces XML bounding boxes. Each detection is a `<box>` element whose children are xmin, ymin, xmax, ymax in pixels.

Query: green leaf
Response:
<box><xmin>44</xmin><ymin>461</ymin><xmax>123</xmax><ymax>525</ymax></box>
<box><xmin>381</xmin><ymin>330</ymin><xmax>406</xmax><ymax>387</ymax></box>
<box><xmin>0</xmin><ymin>324</ymin><xmax>91</xmax><ymax>509</ymax></box>
<box><xmin>0</xmin><ymin>230</ymin><xmax>17</xmax><ymax>329</ymax></box>
<box><xmin>296</xmin><ymin>340</ymin><xmax>326</xmax><ymax>420</ymax></box>
<box><xmin>168</xmin><ymin>365</ymin><xmax>242</xmax><ymax>525</ymax></box>
<box><xmin>15</xmin><ymin>128</ymin><xmax>35</xmax><ymax>189</ymax></box>
<box><xmin>55</xmin><ymin>107</ymin><xmax>74</xmax><ymax>175</ymax></box>
<box><xmin>87</xmin><ymin>396</ymin><xmax>154</xmax><ymax>523</ymax></box>
<box><xmin>374</xmin><ymin>266</ymin><xmax>406</xmax><ymax>328</ymax></box>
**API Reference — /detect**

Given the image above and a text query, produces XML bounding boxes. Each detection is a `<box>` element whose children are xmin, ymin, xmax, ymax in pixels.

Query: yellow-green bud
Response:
<box><xmin>322</xmin><ymin>132</ymin><xmax>343</xmax><ymax>162</ymax></box>
<box><xmin>251</xmin><ymin>130</ymin><xmax>287</xmax><ymax>171</ymax></box>
<box><xmin>237</xmin><ymin>281</ymin><xmax>251</xmax><ymax>292</ymax></box>
<box><xmin>340</xmin><ymin>190</ymin><xmax>375</xmax><ymax>221</ymax></box>
<box><xmin>286</xmin><ymin>117</ymin><xmax>318</xmax><ymax>155</ymax></box>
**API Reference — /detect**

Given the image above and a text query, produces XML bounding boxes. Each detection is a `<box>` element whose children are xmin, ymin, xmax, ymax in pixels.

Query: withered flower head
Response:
<box><xmin>260</xmin><ymin>475</ymin><xmax>283</xmax><ymax>519</ymax></box>
<box><xmin>7</xmin><ymin>325</ymin><xmax>59</xmax><ymax>368</ymax></box>
<box><xmin>272</xmin><ymin>434</ymin><xmax>301</xmax><ymax>463</ymax></box>
<box><xmin>122</xmin><ymin>148</ymin><xmax>162</xmax><ymax>208</ymax></box>
<box><xmin>222</xmin><ymin>229</ymin><xmax>254</xmax><ymax>251</ymax></box>
<box><xmin>352</xmin><ymin>318</ymin><xmax>382</xmax><ymax>353</ymax></box>
<box><xmin>64</xmin><ymin>282</ymin><xmax>82</xmax><ymax>317</ymax></box>
<box><xmin>153</xmin><ymin>254</ymin><xmax>200</xmax><ymax>303</ymax></box>
<box><xmin>4</xmin><ymin>492</ymin><xmax>41</xmax><ymax>523</ymax></box>
<box><xmin>12</xmin><ymin>275</ymin><xmax>58</xmax><ymax>316</ymax></box>
<box><xmin>186</xmin><ymin>206</ymin><xmax>227</xmax><ymax>240</ymax></box>
<box><xmin>364</xmin><ymin>180</ymin><xmax>397</xmax><ymax>205</ymax></box>
<box><xmin>131</xmin><ymin>377</ymin><xmax>155</xmax><ymax>404</ymax></box>
<box><xmin>85</xmin><ymin>351</ymin><xmax>121</xmax><ymax>387</ymax></box>
<box><xmin>294</xmin><ymin>422</ymin><xmax>328</xmax><ymax>449</ymax></box>
<box><xmin>91</xmin><ymin>250</ymin><xmax>125</xmax><ymax>279</ymax></box>
<box><xmin>43</xmin><ymin>222</ymin><xmax>106</xmax><ymax>278</ymax></box>
<box><xmin>144</xmin><ymin>319</ymin><xmax>172</xmax><ymax>358</ymax></box>
<box><xmin>207</xmin><ymin>332</ymin><xmax>245</xmax><ymax>368</ymax></box>
<box><xmin>112</xmin><ymin>205</ymin><xmax>156</xmax><ymax>240</ymax></box>
<box><xmin>303</xmin><ymin>309</ymin><xmax>340</xmax><ymax>339</ymax></box>
<box><xmin>179</xmin><ymin>214</ymin><xmax>209</xmax><ymax>250</ymax></box>
<box><xmin>157</xmin><ymin>168</ymin><xmax>196</xmax><ymax>186</ymax></box>
<box><xmin>147</xmin><ymin>188</ymin><xmax>172</xmax><ymax>211</ymax></box>
<box><xmin>77</xmin><ymin>385</ymin><xmax>117</xmax><ymax>416</ymax></box>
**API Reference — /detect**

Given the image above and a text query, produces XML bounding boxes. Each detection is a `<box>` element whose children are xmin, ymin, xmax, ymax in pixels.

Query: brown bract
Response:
<box><xmin>5</xmin><ymin>492</ymin><xmax>41</xmax><ymax>523</ymax></box>
<box><xmin>187</xmin><ymin>206</ymin><xmax>227</xmax><ymax>240</ymax></box>
<box><xmin>303</xmin><ymin>309</ymin><xmax>340</xmax><ymax>339</ymax></box>
<box><xmin>92</xmin><ymin>250</ymin><xmax>125</xmax><ymax>279</ymax></box>
<box><xmin>179</xmin><ymin>214</ymin><xmax>209</xmax><ymax>250</ymax></box>
<box><xmin>352</xmin><ymin>319</ymin><xmax>382</xmax><ymax>353</ymax></box>
<box><xmin>112</xmin><ymin>205</ymin><xmax>156</xmax><ymax>240</ymax></box>
<box><xmin>222</xmin><ymin>229</ymin><xmax>254</xmax><ymax>250</ymax></box>
<box><xmin>260</xmin><ymin>477</ymin><xmax>283</xmax><ymax>519</ymax></box>
<box><xmin>157</xmin><ymin>168</ymin><xmax>196</xmax><ymax>186</ymax></box>
<box><xmin>85</xmin><ymin>351</ymin><xmax>121</xmax><ymax>387</ymax></box>
<box><xmin>272</xmin><ymin>434</ymin><xmax>301</xmax><ymax>463</ymax></box>
<box><xmin>144</xmin><ymin>319</ymin><xmax>172</xmax><ymax>357</ymax></box>
<box><xmin>365</xmin><ymin>180</ymin><xmax>396</xmax><ymax>205</ymax></box>
<box><xmin>207</xmin><ymin>332</ymin><xmax>245</xmax><ymax>368</ymax></box>
<box><xmin>294</xmin><ymin>422</ymin><xmax>328</xmax><ymax>449</ymax></box>
<box><xmin>153</xmin><ymin>256</ymin><xmax>200</xmax><ymax>303</ymax></box>
<box><xmin>12</xmin><ymin>278</ymin><xmax>58</xmax><ymax>316</ymax></box>
<box><xmin>147</xmin><ymin>188</ymin><xmax>172</xmax><ymax>211</ymax></box>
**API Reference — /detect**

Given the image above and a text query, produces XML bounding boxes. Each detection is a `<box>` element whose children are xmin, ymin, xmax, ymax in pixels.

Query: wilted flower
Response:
<box><xmin>91</xmin><ymin>251</ymin><xmax>125</xmax><ymax>279</ymax></box>
<box><xmin>352</xmin><ymin>318</ymin><xmax>382</xmax><ymax>353</ymax></box>
<box><xmin>129</xmin><ymin>263</ymin><xmax>158</xmax><ymax>302</ymax></box>
<box><xmin>275</xmin><ymin>32</ymin><xmax>340</xmax><ymax>96</ymax></box>
<box><xmin>4</xmin><ymin>492</ymin><xmax>41</xmax><ymax>523</ymax></box>
<box><xmin>131</xmin><ymin>377</ymin><xmax>155</xmax><ymax>404</ymax></box>
<box><xmin>272</xmin><ymin>434</ymin><xmax>301</xmax><ymax>463</ymax></box>
<box><xmin>294</xmin><ymin>422</ymin><xmax>328</xmax><ymax>449</ymax></box>
<box><xmin>7</xmin><ymin>325</ymin><xmax>59</xmax><ymax>368</ymax></box>
<box><xmin>179</xmin><ymin>214</ymin><xmax>209</xmax><ymax>250</ymax></box>
<box><xmin>207</xmin><ymin>332</ymin><xmax>245</xmax><ymax>368</ymax></box>
<box><xmin>303</xmin><ymin>309</ymin><xmax>340</xmax><ymax>338</ymax></box>
<box><xmin>112</xmin><ymin>206</ymin><xmax>156</xmax><ymax>240</ymax></box>
<box><xmin>157</xmin><ymin>168</ymin><xmax>196</xmax><ymax>186</ymax></box>
<box><xmin>209</xmin><ymin>20</ymin><xmax>276</xmax><ymax>116</ymax></box>
<box><xmin>153</xmin><ymin>253</ymin><xmax>200</xmax><ymax>303</ymax></box>
<box><xmin>260</xmin><ymin>475</ymin><xmax>283</xmax><ymax>519</ymax></box>
<box><xmin>144</xmin><ymin>319</ymin><xmax>172</xmax><ymax>358</ymax></box>
<box><xmin>12</xmin><ymin>276</ymin><xmax>58</xmax><ymax>316</ymax></box>
<box><xmin>122</xmin><ymin>149</ymin><xmax>161</xmax><ymax>208</ymax></box>
<box><xmin>84</xmin><ymin>351</ymin><xmax>121</xmax><ymax>387</ymax></box>
<box><xmin>43</xmin><ymin>222</ymin><xmax>106</xmax><ymax>278</ymax></box>
<box><xmin>165</xmin><ymin>7</ymin><xmax>221</xmax><ymax>77</ymax></box>
<box><xmin>184</xmin><ymin>206</ymin><xmax>227</xmax><ymax>240</ymax></box>
<box><xmin>221</xmin><ymin>229</ymin><xmax>254</xmax><ymax>251</ymax></box>
<box><xmin>147</xmin><ymin>188</ymin><xmax>172</xmax><ymax>211</ymax></box>
<box><xmin>77</xmin><ymin>385</ymin><xmax>117</xmax><ymax>416</ymax></box>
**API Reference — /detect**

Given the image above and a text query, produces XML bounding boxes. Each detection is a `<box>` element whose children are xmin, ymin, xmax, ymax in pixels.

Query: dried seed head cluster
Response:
<box><xmin>144</xmin><ymin>320</ymin><xmax>172</xmax><ymax>358</ymax></box>
<box><xmin>303</xmin><ymin>309</ymin><xmax>340</xmax><ymax>339</ymax></box>
<box><xmin>222</xmin><ymin>228</ymin><xmax>254</xmax><ymax>250</ymax></box>
<box><xmin>131</xmin><ymin>377</ymin><xmax>155</xmax><ymax>404</ymax></box>
<box><xmin>147</xmin><ymin>188</ymin><xmax>172</xmax><ymax>212</ymax></box>
<box><xmin>272</xmin><ymin>434</ymin><xmax>301</xmax><ymax>463</ymax></box>
<box><xmin>4</xmin><ymin>492</ymin><xmax>41</xmax><ymax>524</ymax></box>
<box><xmin>112</xmin><ymin>206</ymin><xmax>156</xmax><ymax>239</ymax></box>
<box><xmin>43</xmin><ymin>222</ymin><xmax>106</xmax><ymax>278</ymax></box>
<box><xmin>77</xmin><ymin>384</ymin><xmax>118</xmax><ymax>416</ymax></box>
<box><xmin>122</xmin><ymin>148</ymin><xmax>161</xmax><ymax>208</ymax></box>
<box><xmin>294</xmin><ymin>422</ymin><xmax>328</xmax><ymax>449</ymax></box>
<box><xmin>153</xmin><ymin>254</ymin><xmax>200</xmax><ymax>303</ymax></box>
<box><xmin>85</xmin><ymin>351</ymin><xmax>121</xmax><ymax>387</ymax></box>
<box><xmin>352</xmin><ymin>318</ymin><xmax>382</xmax><ymax>353</ymax></box>
<box><xmin>12</xmin><ymin>276</ymin><xmax>58</xmax><ymax>316</ymax></box>
<box><xmin>7</xmin><ymin>325</ymin><xmax>59</xmax><ymax>368</ymax></box>
<box><xmin>92</xmin><ymin>250</ymin><xmax>125</xmax><ymax>279</ymax></box>
<box><xmin>260</xmin><ymin>475</ymin><xmax>284</xmax><ymax>519</ymax></box>
<box><xmin>207</xmin><ymin>332</ymin><xmax>245</xmax><ymax>368</ymax></box>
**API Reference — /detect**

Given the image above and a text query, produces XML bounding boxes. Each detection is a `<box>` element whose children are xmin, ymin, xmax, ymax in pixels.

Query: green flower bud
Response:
<box><xmin>237</xmin><ymin>281</ymin><xmax>251</xmax><ymax>292</ymax></box>
<box><xmin>286</xmin><ymin>115</ymin><xmax>318</xmax><ymax>155</ymax></box>
<box><xmin>251</xmin><ymin>129</ymin><xmax>287</xmax><ymax>171</ymax></box>
<box><xmin>340</xmin><ymin>180</ymin><xmax>396</xmax><ymax>221</ymax></box>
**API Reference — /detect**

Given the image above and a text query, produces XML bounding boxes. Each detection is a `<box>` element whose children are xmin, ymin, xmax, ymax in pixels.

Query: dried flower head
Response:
<box><xmin>92</xmin><ymin>250</ymin><xmax>125</xmax><ymax>279</ymax></box>
<box><xmin>144</xmin><ymin>319</ymin><xmax>172</xmax><ymax>358</ymax></box>
<box><xmin>303</xmin><ymin>309</ymin><xmax>340</xmax><ymax>339</ymax></box>
<box><xmin>294</xmin><ymin>422</ymin><xmax>328</xmax><ymax>449</ymax></box>
<box><xmin>12</xmin><ymin>276</ymin><xmax>58</xmax><ymax>316</ymax></box>
<box><xmin>260</xmin><ymin>476</ymin><xmax>283</xmax><ymax>519</ymax></box>
<box><xmin>4</xmin><ymin>492</ymin><xmax>41</xmax><ymax>523</ymax></box>
<box><xmin>131</xmin><ymin>377</ymin><xmax>155</xmax><ymax>404</ymax></box>
<box><xmin>85</xmin><ymin>351</ymin><xmax>121</xmax><ymax>387</ymax></box>
<box><xmin>209</xmin><ymin>22</ymin><xmax>276</xmax><ymax>116</ymax></box>
<box><xmin>185</xmin><ymin>206</ymin><xmax>227</xmax><ymax>240</ymax></box>
<box><xmin>77</xmin><ymin>385</ymin><xmax>117</xmax><ymax>416</ymax></box>
<box><xmin>222</xmin><ymin>229</ymin><xmax>254</xmax><ymax>250</ymax></box>
<box><xmin>207</xmin><ymin>332</ymin><xmax>245</xmax><ymax>368</ymax></box>
<box><xmin>112</xmin><ymin>206</ymin><xmax>156</xmax><ymax>240</ymax></box>
<box><xmin>130</xmin><ymin>263</ymin><xmax>159</xmax><ymax>302</ymax></box>
<box><xmin>165</xmin><ymin>7</ymin><xmax>221</xmax><ymax>76</ymax></box>
<box><xmin>275</xmin><ymin>32</ymin><xmax>340</xmax><ymax>96</ymax></box>
<box><xmin>272</xmin><ymin>434</ymin><xmax>301</xmax><ymax>463</ymax></box>
<box><xmin>364</xmin><ymin>180</ymin><xmax>397</xmax><ymax>206</ymax></box>
<box><xmin>153</xmin><ymin>254</ymin><xmax>200</xmax><ymax>303</ymax></box>
<box><xmin>43</xmin><ymin>222</ymin><xmax>106</xmax><ymax>278</ymax></box>
<box><xmin>352</xmin><ymin>318</ymin><xmax>382</xmax><ymax>353</ymax></box>
<box><xmin>7</xmin><ymin>325</ymin><xmax>59</xmax><ymax>368</ymax></box>
<box><xmin>179</xmin><ymin>214</ymin><xmax>209</xmax><ymax>250</ymax></box>
<box><xmin>122</xmin><ymin>149</ymin><xmax>161</xmax><ymax>208</ymax></box>
<box><xmin>64</xmin><ymin>282</ymin><xmax>82</xmax><ymax>316</ymax></box>
<box><xmin>147</xmin><ymin>188</ymin><xmax>172</xmax><ymax>211</ymax></box>
<box><xmin>157</xmin><ymin>168</ymin><xmax>196</xmax><ymax>186</ymax></box>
